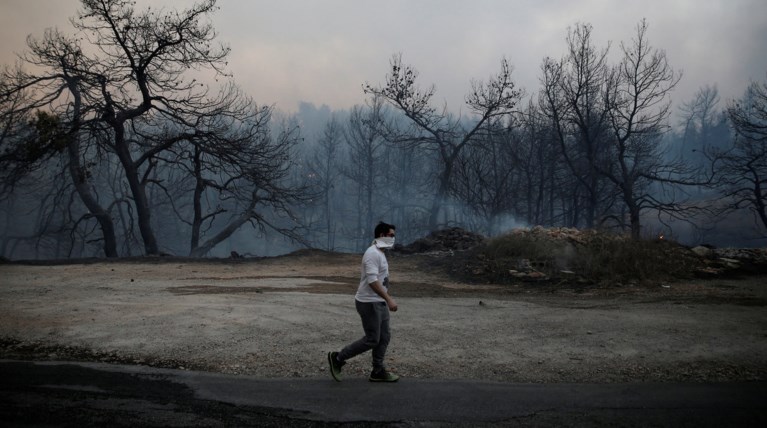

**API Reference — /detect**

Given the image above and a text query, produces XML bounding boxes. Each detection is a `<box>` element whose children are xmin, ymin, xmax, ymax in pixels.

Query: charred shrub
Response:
<box><xmin>457</xmin><ymin>228</ymin><xmax>703</xmax><ymax>285</ymax></box>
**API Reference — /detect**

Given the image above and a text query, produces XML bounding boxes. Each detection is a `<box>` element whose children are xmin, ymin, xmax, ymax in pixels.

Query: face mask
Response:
<box><xmin>374</xmin><ymin>236</ymin><xmax>395</xmax><ymax>249</ymax></box>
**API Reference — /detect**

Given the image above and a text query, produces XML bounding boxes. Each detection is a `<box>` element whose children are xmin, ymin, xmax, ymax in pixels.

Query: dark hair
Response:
<box><xmin>374</xmin><ymin>222</ymin><xmax>396</xmax><ymax>238</ymax></box>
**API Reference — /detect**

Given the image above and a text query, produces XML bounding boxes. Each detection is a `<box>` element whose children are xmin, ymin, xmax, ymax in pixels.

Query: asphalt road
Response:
<box><xmin>2</xmin><ymin>360</ymin><xmax>765</xmax><ymax>427</ymax></box>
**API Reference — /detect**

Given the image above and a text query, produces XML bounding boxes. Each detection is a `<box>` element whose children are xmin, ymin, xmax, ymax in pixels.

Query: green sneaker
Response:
<box><xmin>369</xmin><ymin>368</ymin><xmax>399</xmax><ymax>382</ymax></box>
<box><xmin>327</xmin><ymin>351</ymin><xmax>345</xmax><ymax>382</ymax></box>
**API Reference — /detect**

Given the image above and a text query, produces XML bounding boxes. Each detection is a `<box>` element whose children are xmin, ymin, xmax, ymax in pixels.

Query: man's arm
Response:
<box><xmin>369</xmin><ymin>280</ymin><xmax>398</xmax><ymax>312</ymax></box>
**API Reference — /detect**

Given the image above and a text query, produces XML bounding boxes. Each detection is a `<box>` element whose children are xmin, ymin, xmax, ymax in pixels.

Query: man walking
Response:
<box><xmin>328</xmin><ymin>222</ymin><xmax>399</xmax><ymax>382</ymax></box>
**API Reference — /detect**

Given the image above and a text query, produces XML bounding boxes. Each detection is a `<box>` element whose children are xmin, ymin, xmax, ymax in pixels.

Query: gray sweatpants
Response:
<box><xmin>338</xmin><ymin>300</ymin><xmax>391</xmax><ymax>370</ymax></box>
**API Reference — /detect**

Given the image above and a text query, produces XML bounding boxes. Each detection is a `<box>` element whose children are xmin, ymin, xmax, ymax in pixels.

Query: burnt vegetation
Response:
<box><xmin>1</xmin><ymin>1</ymin><xmax>766</xmax><ymax>260</ymax></box>
<box><xmin>399</xmin><ymin>227</ymin><xmax>767</xmax><ymax>286</ymax></box>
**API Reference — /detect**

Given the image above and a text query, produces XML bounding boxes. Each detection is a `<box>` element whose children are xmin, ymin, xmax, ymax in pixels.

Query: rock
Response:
<box><xmin>691</xmin><ymin>246</ymin><xmax>713</xmax><ymax>257</ymax></box>
<box><xmin>517</xmin><ymin>259</ymin><xmax>532</xmax><ymax>271</ymax></box>
<box><xmin>719</xmin><ymin>257</ymin><xmax>742</xmax><ymax>268</ymax></box>
<box><xmin>696</xmin><ymin>266</ymin><xmax>722</xmax><ymax>276</ymax></box>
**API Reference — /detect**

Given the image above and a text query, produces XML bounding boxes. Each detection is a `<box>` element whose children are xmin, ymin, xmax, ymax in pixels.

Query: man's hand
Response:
<box><xmin>387</xmin><ymin>298</ymin><xmax>398</xmax><ymax>312</ymax></box>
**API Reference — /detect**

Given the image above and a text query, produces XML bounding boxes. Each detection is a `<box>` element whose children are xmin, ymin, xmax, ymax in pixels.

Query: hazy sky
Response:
<box><xmin>1</xmin><ymin>0</ymin><xmax>766</xmax><ymax>113</ymax></box>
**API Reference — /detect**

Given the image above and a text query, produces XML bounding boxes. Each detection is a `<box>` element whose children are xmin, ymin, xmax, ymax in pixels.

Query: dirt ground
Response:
<box><xmin>1</xmin><ymin>250</ymin><xmax>766</xmax><ymax>383</ymax></box>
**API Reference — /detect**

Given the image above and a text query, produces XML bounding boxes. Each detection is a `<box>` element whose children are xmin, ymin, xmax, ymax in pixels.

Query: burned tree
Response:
<box><xmin>72</xmin><ymin>0</ymin><xmax>230</xmax><ymax>255</ymax></box>
<box><xmin>601</xmin><ymin>19</ymin><xmax>693</xmax><ymax>239</ymax></box>
<box><xmin>2</xmin><ymin>0</ymin><xmax>308</xmax><ymax>258</ymax></box>
<box><xmin>303</xmin><ymin>115</ymin><xmax>345</xmax><ymax>250</ymax></box>
<box><xmin>1</xmin><ymin>29</ymin><xmax>119</xmax><ymax>257</ymax></box>
<box><xmin>169</xmin><ymin>85</ymin><xmax>306</xmax><ymax>257</ymax></box>
<box><xmin>364</xmin><ymin>54</ymin><xmax>523</xmax><ymax>230</ymax></box>
<box><xmin>343</xmin><ymin>96</ymin><xmax>391</xmax><ymax>246</ymax></box>
<box><xmin>539</xmin><ymin>23</ymin><xmax>614</xmax><ymax>229</ymax></box>
<box><xmin>714</xmin><ymin>76</ymin><xmax>767</xmax><ymax>235</ymax></box>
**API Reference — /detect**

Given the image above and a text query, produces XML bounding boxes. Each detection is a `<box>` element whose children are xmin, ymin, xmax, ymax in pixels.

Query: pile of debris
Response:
<box><xmin>399</xmin><ymin>227</ymin><xmax>486</xmax><ymax>254</ymax></box>
<box><xmin>503</xmin><ymin>227</ymin><xmax>767</xmax><ymax>279</ymax></box>
<box><xmin>404</xmin><ymin>226</ymin><xmax>765</xmax><ymax>284</ymax></box>
<box><xmin>505</xmin><ymin>225</ymin><xmax>631</xmax><ymax>245</ymax></box>
<box><xmin>692</xmin><ymin>246</ymin><xmax>767</xmax><ymax>276</ymax></box>
<box><xmin>490</xmin><ymin>227</ymin><xmax>627</xmax><ymax>281</ymax></box>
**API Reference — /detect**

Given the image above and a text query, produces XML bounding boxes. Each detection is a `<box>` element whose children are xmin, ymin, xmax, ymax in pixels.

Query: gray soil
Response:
<box><xmin>1</xmin><ymin>251</ymin><xmax>766</xmax><ymax>383</ymax></box>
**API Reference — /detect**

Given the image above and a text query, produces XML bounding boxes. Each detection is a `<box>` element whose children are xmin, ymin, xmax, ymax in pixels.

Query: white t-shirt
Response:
<box><xmin>355</xmin><ymin>244</ymin><xmax>389</xmax><ymax>303</ymax></box>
